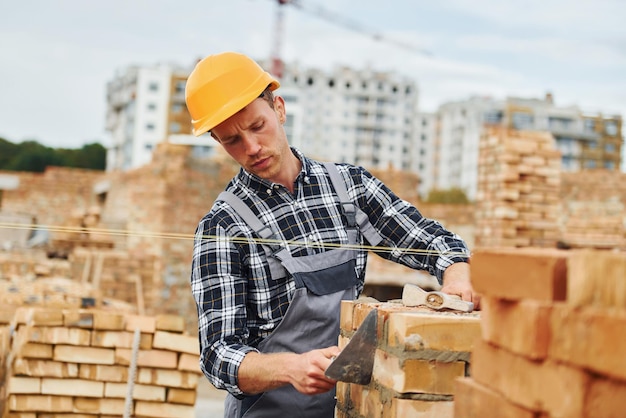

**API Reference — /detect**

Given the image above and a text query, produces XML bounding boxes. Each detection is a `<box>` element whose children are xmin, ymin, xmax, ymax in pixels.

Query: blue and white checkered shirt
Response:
<box><xmin>190</xmin><ymin>148</ymin><xmax>470</xmax><ymax>396</ymax></box>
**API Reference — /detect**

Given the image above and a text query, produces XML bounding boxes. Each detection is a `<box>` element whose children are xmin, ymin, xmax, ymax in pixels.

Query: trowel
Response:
<box><xmin>324</xmin><ymin>308</ymin><xmax>378</xmax><ymax>385</ymax></box>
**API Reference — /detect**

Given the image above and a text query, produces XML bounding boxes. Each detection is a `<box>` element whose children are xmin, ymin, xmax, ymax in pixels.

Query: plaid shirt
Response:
<box><xmin>190</xmin><ymin>148</ymin><xmax>470</xmax><ymax>396</ymax></box>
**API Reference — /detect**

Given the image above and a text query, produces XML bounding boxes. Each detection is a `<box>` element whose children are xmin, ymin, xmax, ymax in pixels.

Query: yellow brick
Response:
<box><xmin>12</xmin><ymin>359</ymin><xmax>78</xmax><ymax>378</ymax></box>
<box><xmin>104</xmin><ymin>382</ymin><xmax>166</xmax><ymax>402</ymax></box>
<box><xmin>91</xmin><ymin>330</ymin><xmax>152</xmax><ymax>349</ymax></box>
<box><xmin>567</xmin><ymin>249</ymin><xmax>626</xmax><ymax>309</ymax></box>
<box><xmin>340</xmin><ymin>300</ymin><xmax>355</xmax><ymax>332</ymax></box>
<box><xmin>17</xmin><ymin>326</ymin><xmax>91</xmax><ymax>346</ymax></box>
<box><xmin>125</xmin><ymin>314</ymin><xmax>156</xmax><ymax>333</ymax></box>
<box><xmin>166</xmin><ymin>387</ymin><xmax>197</xmax><ymax>405</ymax></box>
<box><xmin>18</xmin><ymin>343</ymin><xmax>53</xmax><ymax>359</ymax></box>
<box><xmin>134</xmin><ymin>401</ymin><xmax>195</xmax><ymax>418</ymax></box>
<box><xmin>64</xmin><ymin>310</ymin><xmax>125</xmax><ymax>330</ymax></box>
<box><xmin>9</xmin><ymin>395</ymin><xmax>73</xmax><ymax>412</ymax></box>
<box><xmin>41</xmin><ymin>378</ymin><xmax>104</xmax><ymax>398</ymax></box>
<box><xmin>136</xmin><ymin>368</ymin><xmax>199</xmax><ymax>389</ymax></box>
<box><xmin>115</xmin><ymin>348</ymin><xmax>178</xmax><ymax>369</ymax></box>
<box><xmin>72</xmin><ymin>397</ymin><xmax>126</xmax><ymax>415</ymax></box>
<box><xmin>155</xmin><ymin>314</ymin><xmax>185</xmax><ymax>333</ymax></box>
<box><xmin>152</xmin><ymin>331</ymin><xmax>199</xmax><ymax>355</ymax></box>
<box><xmin>78</xmin><ymin>364</ymin><xmax>128</xmax><ymax>382</ymax></box>
<box><xmin>53</xmin><ymin>345</ymin><xmax>115</xmax><ymax>365</ymax></box>
<box><xmin>7</xmin><ymin>377</ymin><xmax>41</xmax><ymax>394</ymax></box>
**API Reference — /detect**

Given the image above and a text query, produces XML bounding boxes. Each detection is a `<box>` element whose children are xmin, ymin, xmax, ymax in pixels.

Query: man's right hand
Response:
<box><xmin>237</xmin><ymin>346</ymin><xmax>341</xmax><ymax>395</ymax></box>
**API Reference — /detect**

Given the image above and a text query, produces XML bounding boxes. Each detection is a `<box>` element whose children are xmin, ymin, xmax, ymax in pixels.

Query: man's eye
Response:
<box><xmin>252</xmin><ymin>123</ymin><xmax>264</xmax><ymax>131</ymax></box>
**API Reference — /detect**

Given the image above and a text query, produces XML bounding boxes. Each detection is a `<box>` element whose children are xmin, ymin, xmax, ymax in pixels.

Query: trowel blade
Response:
<box><xmin>325</xmin><ymin>309</ymin><xmax>378</xmax><ymax>385</ymax></box>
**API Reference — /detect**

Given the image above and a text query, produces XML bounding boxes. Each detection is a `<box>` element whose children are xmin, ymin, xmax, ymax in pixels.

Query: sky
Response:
<box><xmin>1</xmin><ymin>0</ymin><xmax>625</xmax><ymax>167</ymax></box>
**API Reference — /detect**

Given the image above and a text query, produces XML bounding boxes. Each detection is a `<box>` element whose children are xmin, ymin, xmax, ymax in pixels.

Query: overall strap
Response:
<box><xmin>322</xmin><ymin>162</ymin><xmax>384</xmax><ymax>246</ymax></box>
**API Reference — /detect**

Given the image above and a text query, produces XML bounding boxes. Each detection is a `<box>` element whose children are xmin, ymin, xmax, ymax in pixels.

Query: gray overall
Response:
<box><xmin>217</xmin><ymin>163</ymin><xmax>382</xmax><ymax>418</ymax></box>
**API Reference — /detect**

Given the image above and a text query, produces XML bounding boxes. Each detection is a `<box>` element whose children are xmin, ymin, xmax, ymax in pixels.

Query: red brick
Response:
<box><xmin>567</xmin><ymin>249</ymin><xmax>626</xmax><ymax>309</ymax></box>
<box><xmin>374</xmin><ymin>350</ymin><xmax>465</xmax><ymax>395</ymax></box>
<box><xmin>584</xmin><ymin>376</ymin><xmax>626</xmax><ymax>418</ymax></box>
<box><xmin>550</xmin><ymin>304</ymin><xmax>626</xmax><ymax>381</ymax></box>
<box><xmin>386</xmin><ymin>311</ymin><xmax>480</xmax><ymax>352</ymax></box>
<box><xmin>481</xmin><ymin>297</ymin><xmax>551</xmax><ymax>360</ymax></box>
<box><xmin>384</xmin><ymin>398</ymin><xmax>453</xmax><ymax>418</ymax></box>
<box><xmin>471</xmin><ymin>340</ymin><xmax>589</xmax><ymax>417</ymax></box>
<box><xmin>454</xmin><ymin>378</ymin><xmax>536</xmax><ymax>418</ymax></box>
<box><xmin>470</xmin><ymin>248</ymin><xmax>568</xmax><ymax>301</ymax></box>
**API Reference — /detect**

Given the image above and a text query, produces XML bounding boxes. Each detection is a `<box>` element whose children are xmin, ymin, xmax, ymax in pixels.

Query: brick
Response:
<box><xmin>53</xmin><ymin>345</ymin><xmax>115</xmax><ymax>365</ymax></box>
<box><xmin>78</xmin><ymin>364</ymin><xmax>129</xmax><ymax>382</ymax></box>
<box><xmin>567</xmin><ymin>249</ymin><xmax>626</xmax><ymax>309</ymax></box>
<box><xmin>91</xmin><ymin>330</ymin><xmax>152</xmax><ymax>349</ymax></box>
<box><xmin>125</xmin><ymin>314</ymin><xmax>156</xmax><ymax>333</ymax></box>
<box><xmin>178</xmin><ymin>353</ymin><xmax>202</xmax><ymax>373</ymax></box>
<box><xmin>166</xmin><ymin>388</ymin><xmax>197</xmax><ymax>405</ymax></box>
<box><xmin>64</xmin><ymin>310</ymin><xmax>125</xmax><ymax>330</ymax></box>
<box><xmin>136</xmin><ymin>368</ymin><xmax>199</xmax><ymax>389</ymax></box>
<box><xmin>155</xmin><ymin>314</ymin><xmax>185</xmax><ymax>333</ymax></box>
<box><xmin>12</xmin><ymin>359</ymin><xmax>78</xmax><ymax>378</ymax></box>
<box><xmin>481</xmin><ymin>297</ymin><xmax>551</xmax><ymax>360</ymax></box>
<box><xmin>386</xmin><ymin>311</ymin><xmax>480</xmax><ymax>352</ymax></box>
<box><xmin>17</xmin><ymin>343</ymin><xmax>53</xmax><ymax>359</ymax></box>
<box><xmin>585</xmin><ymin>376</ymin><xmax>626</xmax><ymax>418</ymax></box>
<box><xmin>335</xmin><ymin>381</ymin><xmax>349</xmax><ymax>410</ymax></box>
<box><xmin>104</xmin><ymin>382</ymin><xmax>166</xmax><ymax>402</ymax></box>
<box><xmin>550</xmin><ymin>304</ymin><xmax>626</xmax><ymax>381</ymax></box>
<box><xmin>470</xmin><ymin>247</ymin><xmax>568</xmax><ymax>301</ymax></box>
<box><xmin>8</xmin><ymin>395</ymin><xmax>73</xmax><ymax>412</ymax></box>
<box><xmin>17</xmin><ymin>308</ymin><xmax>64</xmax><ymax>327</ymax></box>
<box><xmin>471</xmin><ymin>339</ymin><xmax>589</xmax><ymax>416</ymax></box>
<box><xmin>3</xmin><ymin>413</ymin><xmax>37</xmax><ymax>418</ymax></box>
<box><xmin>373</xmin><ymin>350</ymin><xmax>465</xmax><ymax>394</ymax></box>
<box><xmin>72</xmin><ymin>397</ymin><xmax>126</xmax><ymax>415</ymax></box>
<box><xmin>41</xmin><ymin>378</ymin><xmax>104</xmax><ymax>397</ymax></box>
<box><xmin>340</xmin><ymin>300</ymin><xmax>355</xmax><ymax>332</ymax></box>
<box><xmin>152</xmin><ymin>331</ymin><xmax>199</xmax><ymax>355</ymax></box>
<box><xmin>134</xmin><ymin>401</ymin><xmax>195</xmax><ymax>418</ymax></box>
<box><xmin>350</xmin><ymin>383</ymin><xmax>382</xmax><ymax>418</ymax></box>
<box><xmin>384</xmin><ymin>398</ymin><xmax>453</xmax><ymax>418</ymax></box>
<box><xmin>454</xmin><ymin>378</ymin><xmax>535</xmax><ymax>418</ymax></box>
<box><xmin>115</xmin><ymin>348</ymin><xmax>178</xmax><ymax>368</ymax></box>
<box><xmin>7</xmin><ymin>377</ymin><xmax>41</xmax><ymax>394</ymax></box>
<box><xmin>16</xmin><ymin>326</ymin><xmax>91</xmax><ymax>346</ymax></box>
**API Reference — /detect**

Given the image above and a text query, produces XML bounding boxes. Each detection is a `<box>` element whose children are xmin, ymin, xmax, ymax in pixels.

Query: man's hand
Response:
<box><xmin>440</xmin><ymin>262</ymin><xmax>481</xmax><ymax>309</ymax></box>
<box><xmin>286</xmin><ymin>346</ymin><xmax>340</xmax><ymax>395</ymax></box>
<box><xmin>238</xmin><ymin>346</ymin><xmax>341</xmax><ymax>395</ymax></box>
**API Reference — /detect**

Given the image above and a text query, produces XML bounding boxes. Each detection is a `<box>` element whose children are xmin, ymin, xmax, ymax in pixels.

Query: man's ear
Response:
<box><xmin>274</xmin><ymin>96</ymin><xmax>286</xmax><ymax>123</ymax></box>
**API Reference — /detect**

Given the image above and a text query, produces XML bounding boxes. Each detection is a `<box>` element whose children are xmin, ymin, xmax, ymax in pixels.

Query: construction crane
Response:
<box><xmin>269</xmin><ymin>0</ymin><xmax>432</xmax><ymax>78</ymax></box>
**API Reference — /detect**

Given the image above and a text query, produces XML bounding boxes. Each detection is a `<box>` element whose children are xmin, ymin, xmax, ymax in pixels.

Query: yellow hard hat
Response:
<box><xmin>185</xmin><ymin>52</ymin><xmax>280</xmax><ymax>136</ymax></box>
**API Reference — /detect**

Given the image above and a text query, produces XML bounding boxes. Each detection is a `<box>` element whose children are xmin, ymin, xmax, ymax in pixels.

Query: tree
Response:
<box><xmin>0</xmin><ymin>138</ymin><xmax>106</xmax><ymax>172</ymax></box>
<box><xmin>425</xmin><ymin>187</ymin><xmax>470</xmax><ymax>204</ymax></box>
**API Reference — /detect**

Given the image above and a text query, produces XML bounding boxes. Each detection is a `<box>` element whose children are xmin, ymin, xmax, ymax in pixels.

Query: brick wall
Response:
<box><xmin>456</xmin><ymin>247</ymin><xmax>626</xmax><ymax>418</ymax></box>
<box><xmin>335</xmin><ymin>300</ymin><xmax>481</xmax><ymax>418</ymax></box>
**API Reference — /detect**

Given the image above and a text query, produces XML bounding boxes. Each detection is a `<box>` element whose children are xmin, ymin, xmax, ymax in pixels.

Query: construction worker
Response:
<box><xmin>186</xmin><ymin>51</ymin><xmax>479</xmax><ymax>418</ymax></box>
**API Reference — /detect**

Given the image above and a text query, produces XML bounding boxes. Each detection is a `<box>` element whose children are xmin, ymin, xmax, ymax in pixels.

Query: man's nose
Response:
<box><xmin>242</xmin><ymin>133</ymin><xmax>261</xmax><ymax>155</ymax></box>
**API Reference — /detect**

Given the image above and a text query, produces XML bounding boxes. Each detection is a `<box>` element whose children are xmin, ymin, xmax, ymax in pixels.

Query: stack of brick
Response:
<box><xmin>1</xmin><ymin>308</ymin><xmax>13</xmax><ymax>416</ymax></box>
<box><xmin>455</xmin><ymin>247</ymin><xmax>626</xmax><ymax>417</ymax></box>
<box><xmin>0</xmin><ymin>251</ymin><xmax>72</xmax><ymax>282</ymax></box>
<box><xmin>560</xmin><ymin>170</ymin><xmax>626</xmax><ymax>249</ymax></box>
<box><xmin>335</xmin><ymin>300</ymin><xmax>481</xmax><ymax>418</ymax></box>
<box><xmin>475</xmin><ymin>126</ymin><xmax>561</xmax><ymax>248</ymax></box>
<box><xmin>3</xmin><ymin>307</ymin><xmax>202</xmax><ymax>418</ymax></box>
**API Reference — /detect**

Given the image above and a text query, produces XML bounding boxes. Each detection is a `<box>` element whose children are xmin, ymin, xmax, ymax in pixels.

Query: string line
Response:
<box><xmin>0</xmin><ymin>222</ymin><xmax>471</xmax><ymax>257</ymax></box>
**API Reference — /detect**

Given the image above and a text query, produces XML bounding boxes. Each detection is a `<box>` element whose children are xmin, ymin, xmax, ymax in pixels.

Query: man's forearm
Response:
<box><xmin>237</xmin><ymin>347</ymin><xmax>340</xmax><ymax>395</ymax></box>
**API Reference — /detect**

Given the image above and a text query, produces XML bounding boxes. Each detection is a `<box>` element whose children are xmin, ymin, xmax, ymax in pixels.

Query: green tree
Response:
<box><xmin>0</xmin><ymin>137</ymin><xmax>18</xmax><ymax>168</ymax></box>
<box><xmin>425</xmin><ymin>187</ymin><xmax>470</xmax><ymax>204</ymax></box>
<box><xmin>7</xmin><ymin>141</ymin><xmax>64</xmax><ymax>172</ymax></box>
<box><xmin>0</xmin><ymin>138</ymin><xmax>106</xmax><ymax>172</ymax></box>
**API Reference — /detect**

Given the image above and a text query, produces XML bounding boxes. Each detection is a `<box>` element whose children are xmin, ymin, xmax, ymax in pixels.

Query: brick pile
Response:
<box><xmin>2</xmin><ymin>307</ymin><xmax>202</xmax><ymax>417</ymax></box>
<box><xmin>560</xmin><ymin>170</ymin><xmax>626</xmax><ymax>249</ymax></box>
<box><xmin>0</xmin><ymin>251</ymin><xmax>72</xmax><ymax>282</ymax></box>
<box><xmin>475</xmin><ymin>127</ymin><xmax>561</xmax><ymax>248</ymax></box>
<box><xmin>455</xmin><ymin>247</ymin><xmax>626</xmax><ymax>418</ymax></box>
<box><xmin>335</xmin><ymin>300</ymin><xmax>481</xmax><ymax>418</ymax></box>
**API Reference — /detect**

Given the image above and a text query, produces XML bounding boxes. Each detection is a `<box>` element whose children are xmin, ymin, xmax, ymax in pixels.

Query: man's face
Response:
<box><xmin>211</xmin><ymin>96</ymin><xmax>290</xmax><ymax>182</ymax></box>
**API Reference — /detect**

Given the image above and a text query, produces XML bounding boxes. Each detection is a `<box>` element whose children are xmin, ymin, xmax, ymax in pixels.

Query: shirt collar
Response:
<box><xmin>234</xmin><ymin>147</ymin><xmax>312</xmax><ymax>194</ymax></box>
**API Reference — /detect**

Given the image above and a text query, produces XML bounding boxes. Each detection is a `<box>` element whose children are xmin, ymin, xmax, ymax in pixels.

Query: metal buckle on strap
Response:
<box><xmin>341</xmin><ymin>202</ymin><xmax>357</xmax><ymax>228</ymax></box>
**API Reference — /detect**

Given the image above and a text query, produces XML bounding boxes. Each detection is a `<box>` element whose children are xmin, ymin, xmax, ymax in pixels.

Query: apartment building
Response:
<box><xmin>433</xmin><ymin>93</ymin><xmax>623</xmax><ymax>200</ymax></box>
<box><xmin>105</xmin><ymin>62</ymin><xmax>217</xmax><ymax>171</ymax></box>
